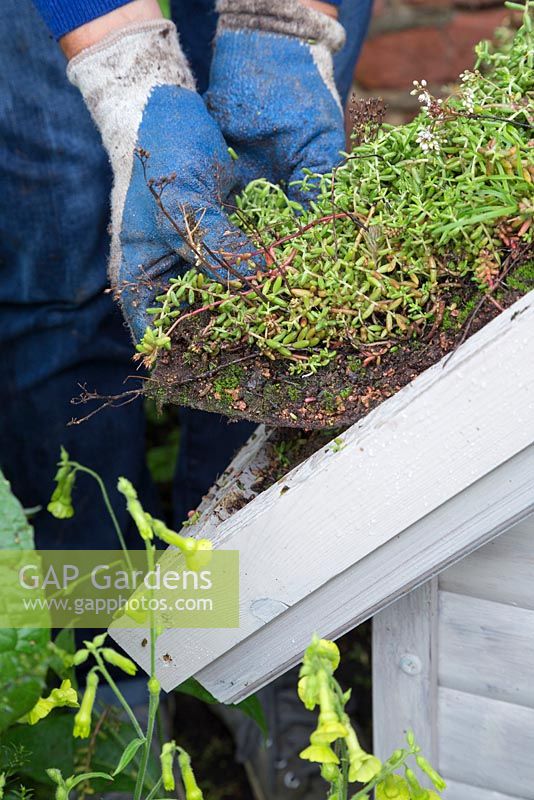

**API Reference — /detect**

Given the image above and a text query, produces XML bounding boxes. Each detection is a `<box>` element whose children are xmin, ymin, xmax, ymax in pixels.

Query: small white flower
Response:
<box><xmin>410</xmin><ymin>79</ymin><xmax>432</xmax><ymax>107</ymax></box>
<box><xmin>416</xmin><ymin>126</ymin><xmax>441</xmax><ymax>154</ymax></box>
<box><xmin>463</xmin><ymin>86</ymin><xmax>475</xmax><ymax>113</ymax></box>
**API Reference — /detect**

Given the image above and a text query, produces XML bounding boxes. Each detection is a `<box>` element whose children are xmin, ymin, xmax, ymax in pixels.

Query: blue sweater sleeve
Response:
<box><xmin>33</xmin><ymin>0</ymin><xmax>342</xmax><ymax>39</ymax></box>
<box><xmin>32</xmin><ymin>0</ymin><xmax>133</xmax><ymax>38</ymax></box>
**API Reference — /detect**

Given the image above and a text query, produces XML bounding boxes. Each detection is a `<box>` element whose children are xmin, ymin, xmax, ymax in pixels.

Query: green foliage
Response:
<box><xmin>157</xmin><ymin>0</ymin><xmax>171</xmax><ymax>18</ymax></box>
<box><xmin>141</xmin><ymin>11</ymin><xmax>533</xmax><ymax>374</ymax></box>
<box><xmin>0</xmin><ymin>473</ymin><xmax>34</xmax><ymax>551</ymax></box>
<box><xmin>176</xmin><ymin>677</ymin><xmax>268</xmax><ymax>737</ymax></box>
<box><xmin>3</xmin><ymin>453</ymin><xmax>447</xmax><ymax>800</ymax></box>
<box><xmin>506</xmin><ymin>258</ymin><xmax>534</xmax><ymax>292</ymax></box>
<box><xmin>146</xmin><ymin>428</ymin><xmax>180</xmax><ymax>484</ymax></box>
<box><xmin>2</xmin><ymin>715</ymin><xmax>75</xmax><ymax>788</ymax></box>
<box><xmin>0</xmin><ymin>472</ymin><xmax>50</xmax><ymax>733</ymax></box>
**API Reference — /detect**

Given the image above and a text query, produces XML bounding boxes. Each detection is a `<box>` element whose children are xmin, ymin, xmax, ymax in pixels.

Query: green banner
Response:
<box><xmin>0</xmin><ymin>549</ymin><xmax>239</xmax><ymax>629</ymax></box>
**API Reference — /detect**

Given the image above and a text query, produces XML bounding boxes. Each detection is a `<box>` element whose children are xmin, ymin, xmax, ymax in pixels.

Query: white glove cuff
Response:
<box><xmin>67</xmin><ymin>20</ymin><xmax>196</xmax><ymax>163</ymax></box>
<box><xmin>216</xmin><ymin>0</ymin><xmax>346</xmax><ymax>53</ymax></box>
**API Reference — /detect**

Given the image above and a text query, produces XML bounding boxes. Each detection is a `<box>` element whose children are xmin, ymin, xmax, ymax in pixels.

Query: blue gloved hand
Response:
<box><xmin>68</xmin><ymin>20</ymin><xmax>258</xmax><ymax>342</ymax></box>
<box><xmin>205</xmin><ymin>0</ymin><xmax>347</xmax><ymax>205</ymax></box>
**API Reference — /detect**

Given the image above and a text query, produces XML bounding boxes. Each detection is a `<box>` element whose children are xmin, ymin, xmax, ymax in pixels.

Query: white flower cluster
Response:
<box><xmin>416</xmin><ymin>126</ymin><xmax>441</xmax><ymax>154</ymax></box>
<box><xmin>410</xmin><ymin>79</ymin><xmax>444</xmax><ymax>116</ymax></box>
<box><xmin>459</xmin><ymin>71</ymin><xmax>476</xmax><ymax>113</ymax></box>
<box><xmin>411</xmin><ymin>79</ymin><xmax>432</xmax><ymax>108</ymax></box>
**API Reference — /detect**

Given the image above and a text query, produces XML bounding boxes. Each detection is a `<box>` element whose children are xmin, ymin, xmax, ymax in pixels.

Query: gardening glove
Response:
<box><xmin>205</xmin><ymin>0</ymin><xmax>347</xmax><ymax>205</ymax></box>
<box><xmin>67</xmin><ymin>20</ymin><xmax>258</xmax><ymax>342</ymax></box>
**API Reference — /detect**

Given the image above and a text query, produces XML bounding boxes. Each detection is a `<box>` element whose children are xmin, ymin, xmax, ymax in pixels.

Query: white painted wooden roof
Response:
<box><xmin>112</xmin><ymin>290</ymin><xmax>534</xmax><ymax>699</ymax></box>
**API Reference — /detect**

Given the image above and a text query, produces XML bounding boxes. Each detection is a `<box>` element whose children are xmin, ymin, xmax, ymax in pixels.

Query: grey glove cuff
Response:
<box><xmin>67</xmin><ymin>20</ymin><xmax>196</xmax><ymax>308</ymax></box>
<box><xmin>67</xmin><ymin>20</ymin><xmax>195</xmax><ymax>160</ymax></box>
<box><xmin>216</xmin><ymin>0</ymin><xmax>346</xmax><ymax>53</ymax></box>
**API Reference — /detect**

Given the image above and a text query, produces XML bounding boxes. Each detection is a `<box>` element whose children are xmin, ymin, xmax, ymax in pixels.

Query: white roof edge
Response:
<box><xmin>112</xmin><ymin>290</ymin><xmax>534</xmax><ymax>696</ymax></box>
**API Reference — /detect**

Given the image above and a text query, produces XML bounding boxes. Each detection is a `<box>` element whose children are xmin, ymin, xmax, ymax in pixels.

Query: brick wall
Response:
<box><xmin>352</xmin><ymin>0</ymin><xmax>511</xmax><ymax>122</ymax></box>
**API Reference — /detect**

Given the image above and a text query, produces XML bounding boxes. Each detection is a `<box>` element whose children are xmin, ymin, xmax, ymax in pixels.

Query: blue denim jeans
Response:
<box><xmin>0</xmin><ymin>0</ymin><xmax>371</xmax><ymax>549</ymax></box>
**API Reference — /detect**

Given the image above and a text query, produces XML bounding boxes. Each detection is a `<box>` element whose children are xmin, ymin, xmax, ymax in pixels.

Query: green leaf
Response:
<box><xmin>112</xmin><ymin>737</ymin><xmax>146</xmax><ymax>776</ymax></box>
<box><xmin>176</xmin><ymin>678</ymin><xmax>268</xmax><ymax>737</ymax></box>
<box><xmin>2</xmin><ymin>713</ymin><xmax>74</xmax><ymax>784</ymax></box>
<box><xmin>67</xmin><ymin>771</ymin><xmax>113</xmax><ymax>789</ymax></box>
<box><xmin>234</xmin><ymin>695</ymin><xmax>268</xmax><ymax>739</ymax></box>
<box><xmin>0</xmin><ymin>471</ymin><xmax>50</xmax><ymax>733</ymax></box>
<box><xmin>48</xmin><ymin>629</ymin><xmax>77</xmax><ymax>684</ymax></box>
<box><xmin>146</xmin><ymin>430</ymin><xmax>180</xmax><ymax>484</ymax></box>
<box><xmin>84</xmin><ymin>713</ymin><xmax>159</xmax><ymax>794</ymax></box>
<box><xmin>176</xmin><ymin>677</ymin><xmax>218</xmax><ymax>704</ymax></box>
<box><xmin>0</xmin><ymin>472</ymin><xmax>34</xmax><ymax>550</ymax></box>
<box><xmin>435</xmin><ymin>205</ymin><xmax>517</xmax><ymax>235</ymax></box>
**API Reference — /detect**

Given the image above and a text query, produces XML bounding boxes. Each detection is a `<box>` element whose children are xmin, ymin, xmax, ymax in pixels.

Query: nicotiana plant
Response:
<box><xmin>1</xmin><ymin>452</ymin><xmax>446</xmax><ymax>800</ymax></box>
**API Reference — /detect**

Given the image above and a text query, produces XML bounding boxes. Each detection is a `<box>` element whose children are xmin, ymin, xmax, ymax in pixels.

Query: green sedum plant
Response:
<box><xmin>139</xmin><ymin>4</ymin><xmax>533</xmax><ymax>375</ymax></box>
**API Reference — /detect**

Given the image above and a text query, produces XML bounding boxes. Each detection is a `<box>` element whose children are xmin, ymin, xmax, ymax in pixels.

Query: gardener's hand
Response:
<box><xmin>67</xmin><ymin>18</ymin><xmax>257</xmax><ymax>342</ymax></box>
<box><xmin>205</xmin><ymin>0</ymin><xmax>347</xmax><ymax>205</ymax></box>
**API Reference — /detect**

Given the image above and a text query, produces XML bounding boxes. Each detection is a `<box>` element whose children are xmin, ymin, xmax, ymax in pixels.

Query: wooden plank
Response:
<box><xmin>197</xmin><ymin>443</ymin><xmax>534</xmax><ymax>702</ymax></box>
<box><xmin>111</xmin><ymin>291</ymin><xmax>534</xmax><ymax>691</ymax></box>
<box><xmin>439</xmin><ymin>687</ymin><xmax>534</xmax><ymax>799</ymax></box>
<box><xmin>439</xmin><ymin>591</ymin><xmax>534</xmax><ymax>707</ymax></box>
<box><xmin>112</xmin><ymin>441</ymin><xmax>534</xmax><ymax>699</ymax></box>
<box><xmin>373</xmin><ymin>580</ymin><xmax>438</xmax><ymax>773</ymax></box>
<box><xmin>175</xmin><ymin>423</ymin><xmax>272</xmax><ymax>527</ymax></box>
<box><xmin>439</xmin><ymin>518</ymin><xmax>534</xmax><ymax>609</ymax></box>
<box><xmin>444</xmin><ymin>779</ymin><xmax>527</xmax><ymax>800</ymax></box>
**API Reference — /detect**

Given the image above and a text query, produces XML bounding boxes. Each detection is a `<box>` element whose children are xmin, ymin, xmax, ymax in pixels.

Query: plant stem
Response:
<box><xmin>340</xmin><ymin>740</ymin><xmax>349</xmax><ymax>800</ymax></box>
<box><xmin>92</xmin><ymin>650</ymin><xmax>144</xmax><ymax>740</ymax></box>
<box><xmin>68</xmin><ymin>462</ymin><xmax>134</xmax><ymax>575</ymax></box>
<box><xmin>144</xmin><ymin>777</ymin><xmax>163</xmax><ymax>800</ymax></box>
<box><xmin>134</xmin><ymin>541</ymin><xmax>160</xmax><ymax>800</ymax></box>
<box><xmin>134</xmin><ymin>687</ymin><xmax>158</xmax><ymax>800</ymax></box>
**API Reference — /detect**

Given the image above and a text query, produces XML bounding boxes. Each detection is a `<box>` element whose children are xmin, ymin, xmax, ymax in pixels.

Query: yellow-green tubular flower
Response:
<box><xmin>310</xmin><ymin>709</ymin><xmax>348</xmax><ymax>745</ymax></box>
<box><xmin>46</xmin><ymin>769</ymin><xmax>69</xmax><ymax>800</ymax></box>
<box><xmin>149</xmin><ymin>518</ymin><xmax>181</xmax><ymax>548</ymax></box>
<box><xmin>148</xmin><ymin>676</ymin><xmax>160</xmax><ymax>696</ymax></box>
<box><xmin>72</xmin><ymin>649</ymin><xmax>89</xmax><ymax>666</ymax></box>
<box><xmin>184</xmin><ymin>538</ymin><xmax>212</xmax><ymax>571</ymax></box>
<box><xmin>299</xmin><ymin>743</ymin><xmax>339</xmax><ymax>765</ymax></box>
<box><xmin>297</xmin><ymin>671</ymin><xmax>319</xmax><ymax>710</ymax></box>
<box><xmin>344</xmin><ymin>718</ymin><xmax>381</xmax><ymax>783</ymax></box>
<box><xmin>313</xmin><ymin>638</ymin><xmax>340</xmax><ymax>671</ymax></box>
<box><xmin>47</xmin><ymin>447</ymin><xmax>76</xmax><ymax>519</ymax></box>
<box><xmin>375</xmin><ymin>774</ymin><xmax>410</xmax><ymax>800</ymax></box>
<box><xmin>116</xmin><ymin>593</ymin><xmax>148</xmax><ymax>625</ymax></box>
<box><xmin>73</xmin><ymin>671</ymin><xmax>99</xmax><ymax>739</ymax></box>
<box><xmin>151</xmin><ymin>519</ymin><xmax>213</xmax><ymax>571</ymax></box>
<box><xmin>90</xmin><ymin>632</ymin><xmax>107</xmax><ymax>648</ymax></box>
<box><xmin>178</xmin><ymin>749</ymin><xmax>204</xmax><ymax>800</ymax></box>
<box><xmin>101</xmin><ymin>648</ymin><xmax>138</xmax><ymax>676</ymax></box>
<box><xmin>18</xmin><ymin>679</ymin><xmax>79</xmax><ymax>725</ymax></box>
<box><xmin>160</xmin><ymin>741</ymin><xmax>176</xmax><ymax>792</ymax></box>
<box><xmin>0</xmin><ymin>772</ymin><xmax>5</xmax><ymax>799</ymax></box>
<box><xmin>317</xmin><ymin>669</ymin><xmax>337</xmax><ymax>713</ymax></box>
<box><xmin>415</xmin><ymin>756</ymin><xmax>447</xmax><ymax>791</ymax></box>
<box><xmin>117</xmin><ymin>477</ymin><xmax>153</xmax><ymax>540</ymax></box>
<box><xmin>405</xmin><ymin>767</ymin><xmax>429</xmax><ymax>799</ymax></box>
<box><xmin>320</xmin><ymin>763</ymin><xmax>340</xmax><ymax>783</ymax></box>
<box><xmin>351</xmin><ymin>754</ymin><xmax>382</xmax><ymax>784</ymax></box>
